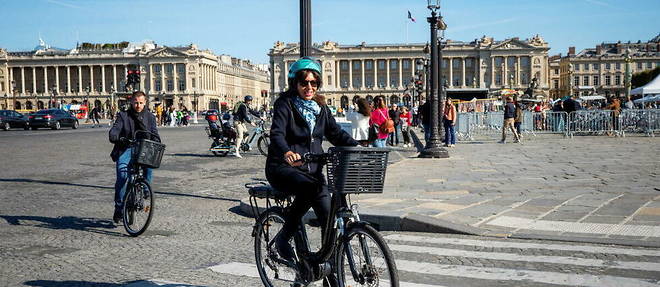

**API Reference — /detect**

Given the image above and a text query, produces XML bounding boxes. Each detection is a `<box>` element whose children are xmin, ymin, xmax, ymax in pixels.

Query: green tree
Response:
<box><xmin>632</xmin><ymin>67</ymin><xmax>660</xmax><ymax>88</ymax></box>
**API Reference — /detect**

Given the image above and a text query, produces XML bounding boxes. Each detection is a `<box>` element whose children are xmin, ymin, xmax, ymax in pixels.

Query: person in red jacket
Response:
<box><xmin>369</xmin><ymin>96</ymin><xmax>390</xmax><ymax>147</ymax></box>
<box><xmin>399</xmin><ymin>106</ymin><xmax>412</xmax><ymax>147</ymax></box>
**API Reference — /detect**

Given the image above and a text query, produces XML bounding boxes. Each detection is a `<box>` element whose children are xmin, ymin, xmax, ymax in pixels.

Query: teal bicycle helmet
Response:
<box><xmin>288</xmin><ymin>57</ymin><xmax>322</xmax><ymax>79</ymax></box>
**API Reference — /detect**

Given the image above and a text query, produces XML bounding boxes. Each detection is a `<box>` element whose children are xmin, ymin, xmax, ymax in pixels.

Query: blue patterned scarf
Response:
<box><xmin>293</xmin><ymin>96</ymin><xmax>321</xmax><ymax>135</ymax></box>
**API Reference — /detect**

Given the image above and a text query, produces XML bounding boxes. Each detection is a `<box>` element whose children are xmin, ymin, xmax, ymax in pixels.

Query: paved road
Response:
<box><xmin>1</xmin><ymin>127</ymin><xmax>659</xmax><ymax>286</ymax></box>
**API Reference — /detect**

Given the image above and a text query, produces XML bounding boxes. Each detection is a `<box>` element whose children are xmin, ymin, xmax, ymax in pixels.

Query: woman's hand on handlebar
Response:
<box><xmin>284</xmin><ymin>151</ymin><xmax>303</xmax><ymax>167</ymax></box>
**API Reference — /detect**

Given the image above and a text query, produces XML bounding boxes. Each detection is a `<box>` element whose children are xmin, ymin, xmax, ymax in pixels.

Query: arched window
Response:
<box><xmin>25</xmin><ymin>101</ymin><xmax>33</xmax><ymax>110</ymax></box>
<box><xmin>37</xmin><ymin>101</ymin><xmax>45</xmax><ymax>110</ymax></box>
<box><xmin>366</xmin><ymin>95</ymin><xmax>374</xmax><ymax>103</ymax></box>
<box><xmin>403</xmin><ymin>95</ymin><xmax>411</xmax><ymax>107</ymax></box>
<box><xmin>14</xmin><ymin>101</ymin><xmax>22</xmax><ymax>110</ymax></box>
<box><xmin>352</xmin><ymin>95</ymin><xmax>360</xmax><ymax>104</ymax></box>
<box><xmin>95</xmin><ymin>100</ymin><xmax>102</xmax><ymax>108</ymax></box>
<box><xmin>390</xmin><ymin>95</ymin><xmax>400</xmax><ymax>105</ymax></box>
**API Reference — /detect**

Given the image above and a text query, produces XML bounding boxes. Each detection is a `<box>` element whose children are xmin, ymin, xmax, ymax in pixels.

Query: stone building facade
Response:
<box><xmin>557</xmin><ymin>34</ymin><xmax>660</xmax><ymax>98</ymax></box>
<box><xmin>0</xmin><ymin>40</ymin><xmax>270</xmax><ymax>112</ymax></box>
<box><xmin>268</xmin><ymin>35</ymin><xmax>550</xmax><ymax>109</ymax></box>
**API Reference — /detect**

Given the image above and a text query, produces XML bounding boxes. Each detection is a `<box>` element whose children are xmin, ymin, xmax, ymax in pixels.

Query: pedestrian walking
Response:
<box><xmin>499</xmin><ymin>96</ymin><xmax>521</xmax><ymax>144</ymax></box>
<box><xmin>347</xmin><ymin>98</ymin><xmax>371</xmax><ymax>147</ymax></box>
<box><xmin>443</xmin><ymin>98</ymin><xmax>457</xmax><ymax>147</ymax></box>
<box><xmin>514</xmin><ymin>101</ymin><xmax>524</xmax><ymax>138</ymax></box>
<box><xmin>399</xmin><ymin>106</ymin><xmax>412</xmax><ymax>147</ymax></box>
<box><xmin>370</xmin><ymin>96</ymin><xmax>390</xmax><ymax>148</ymax></box>
<box><xmin>108</xmin><ymin>91</ymin><xmax>161</xmax><ymax>223</ymax></box>
<box><xmin>388</xmin><ymin>104</ymin><xmax>401</xmax><ymax>146</ymax></box>
<box><xmin>91</xmin><ymin>105</ymin><xmax>102</xmax><ymax>128</ymax></box>
<box><xmin>419</xmin><ymin>100</ymin><xmax>431</xmax><ymax>143</ymax></box>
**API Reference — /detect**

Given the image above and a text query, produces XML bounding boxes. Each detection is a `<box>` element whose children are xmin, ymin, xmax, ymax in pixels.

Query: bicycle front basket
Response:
<box><xmin>135</xmin><ymin>138</ymin><xmax>166</xmax><ymax>168</ymax></box>
<box><xmin>326</xmin><ymin>147</ymin><xmax>389</xmax><ymax>194</ymax></box>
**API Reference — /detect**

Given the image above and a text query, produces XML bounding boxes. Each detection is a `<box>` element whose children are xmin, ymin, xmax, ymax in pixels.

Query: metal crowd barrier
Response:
<box><xmin>619</xmin><ymin>109</ymin><xmax>660</xmax><ymax>137</ymax></box>
<box><xmin>568</xmin><ymin>110</ymin><xmax>619</xmax><ymax>137</ymax></box>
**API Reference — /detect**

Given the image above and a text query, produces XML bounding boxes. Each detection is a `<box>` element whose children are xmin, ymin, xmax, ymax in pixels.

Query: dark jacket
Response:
<box><xmin>109</xmin><ymin>109</ymin><xmax>160</xmax><ymax>162</ymax></box>
<box><xmin>266</xmin><ymin>92</ymin><xmax>358</xmax><ymax>179</ymax></box>
<box><xmin>234</xmin><ymin>102</ymin><xmax>260</xmax><ymax>123</ymax></box>
<box><xmin>389</xmin><ymin>108</ymin><xmax>401</xmax><ymax>125</ymax></box>
<box><xmin>504</xmin><ymin>102</ymin><xmax>516</xmax><ymax>119</ymax></box>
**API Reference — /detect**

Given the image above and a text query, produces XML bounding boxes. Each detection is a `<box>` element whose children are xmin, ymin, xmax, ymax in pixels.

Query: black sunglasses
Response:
<box><xmin>298</xmin><ymin>80</ymin><xmax>318</xmax><ymax>87</ymax></box>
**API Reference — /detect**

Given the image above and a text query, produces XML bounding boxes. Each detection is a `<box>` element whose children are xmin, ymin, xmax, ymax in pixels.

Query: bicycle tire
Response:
<box><xmin>257</xmin><ymin>134</ymin><xmax>269</xmax><ymax>157</ymax></box>
<box><xmin>336</xmin><ymin>224</ymin><xmax>399</xmax><ymax>287</ymax></box>
<box><xmin>122</xmin><ymin>179</ymin><xmax>154</xmax><ymax>237</ymax></box>
<box><xmin>254</xmin><ymin>207</ymin><xmax>299</xmax><ymax>287</ymax></box>
<box><xmin>211</xmin><ymin>140</ymin><xmax>229</xmax><ymax>157</ymax></box>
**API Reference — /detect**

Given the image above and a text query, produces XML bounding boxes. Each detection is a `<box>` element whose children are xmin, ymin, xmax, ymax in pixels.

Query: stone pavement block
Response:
<box><xmin>605</xmin><ymin>234</ymin><xmax>648</xmax><ymax>241</ymax></box>
<box><xmin>512</xmin><ymin>204</ymin><xmax>554</xmax><ymax>214</ymax></box>
<box><xmin>525</xmin><ymin>198</ymin><xmax>571</xmax><ymax>207</ymax></box>
<box><xmin>580</xmin><ymin>215</ymin><xmax>626</xmax><ymax>224</ymax></box>
<box><xmin>542</xmin><ymin>211</ymin><xmax>592</xmax><ymax>222</ymax></box>
<box><xmin>451</xmin><ymin>205</ymin><xmax>510</xmax><ymax>218</ymax></box>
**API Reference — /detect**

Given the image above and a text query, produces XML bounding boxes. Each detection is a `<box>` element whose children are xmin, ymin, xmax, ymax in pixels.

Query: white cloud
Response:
<box><xmin>44</xmin><ymin>0</ymin><xmax>82</xmax><ymax>9</ymax></box>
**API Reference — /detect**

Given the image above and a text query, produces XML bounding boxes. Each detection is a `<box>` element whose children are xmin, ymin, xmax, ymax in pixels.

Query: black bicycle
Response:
<box><xmin>247</xmin><ymin>147</ymin><xmax>399</xmax><ymax>287</ymax></box>
<box><xmin>122</xmin><ymin>130</ymin><xmax>165</xmax><ymax>237</ymax></box>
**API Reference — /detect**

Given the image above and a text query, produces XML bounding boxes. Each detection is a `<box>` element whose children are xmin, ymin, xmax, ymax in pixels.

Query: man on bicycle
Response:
<box><xmin>109</xmin><ymin>91</ymin><xmax>161</xmax><ymax>223</ymax></box>
<box><xmin>232</xmin><ymin>95</ymin><xmax>262</xmax><ymax>158</ymax></box>
<box><xmin>265</xmin><ymin>57</ymin><xmax>358</xmax><ymax>263</ymax></box>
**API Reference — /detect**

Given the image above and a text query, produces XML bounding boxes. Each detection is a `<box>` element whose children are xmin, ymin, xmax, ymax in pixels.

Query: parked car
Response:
<box><xmin>28</xmin><ymin>109</ymin><xmax>79</xmax><ymax>130</ymax></box>
<box><xmin>0</xmin><ymin>110</ymin><xmax>30</xmax><ymax>130</ymax></box>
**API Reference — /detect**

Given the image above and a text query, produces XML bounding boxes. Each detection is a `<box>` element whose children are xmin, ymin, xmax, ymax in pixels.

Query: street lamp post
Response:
<box><xmin>300</xmin><ymin>0</ymin><xmax>312</xmax><ymax>58</ymax></box>
<box><xmin>624</xmin><ymin>48</ymin><xmax>632</xmax><ymax>99</ymax></box>
<box><xmin>10</xmin><ymin>80</ymin><xmax>16</xmax><ymax>110</ymax></box>
<box><xmin>419</xmin><ymin>0</ymin><xmax>449</xmax><ymax>158</ymax></box>
<box><xmin>192</xmin><ymin>91</ymin><xmax>199</xmax><ymax>124</ymax></box>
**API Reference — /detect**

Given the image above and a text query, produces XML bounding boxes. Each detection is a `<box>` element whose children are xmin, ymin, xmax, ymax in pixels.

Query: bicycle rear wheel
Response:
<box><xmin>257</xmin><ymin>134</ymin><xmax>269</xmax><ymax>157</ymax></box>
<box><xmin>254</xmin><ymin>208</ymin><xmax>299</xmax><ymax>287</ymax></box>
<box><xmin>336</xmin><ymin>224</ymin><xmax>399</xmax><ymax>287</ymax></box>
<box><xmin>122</xmin><ymin>179</ymin><xmax>154</xmax><ymax>237</ymax></box>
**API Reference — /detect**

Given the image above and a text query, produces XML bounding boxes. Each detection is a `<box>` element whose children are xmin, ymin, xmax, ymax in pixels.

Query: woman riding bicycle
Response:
<box><xmin>265</xmin><ymin>57</ymin><xmax>358</xmax><ymax>262</ymax></box>
<box><xmin>109</xmin><ymin>91</ymin><xmax>160</xmax><ymax>223</ymax></box>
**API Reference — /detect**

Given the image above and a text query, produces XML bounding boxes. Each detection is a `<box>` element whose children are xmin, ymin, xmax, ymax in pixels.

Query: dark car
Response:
<box><xmin>0</xmin><ymin>110</ymin><xmax>30</xmax><ymax>131</ymax></box>
<box><xmin>28</xmin><ymin>109</ymin><xmax>79</xmax><ymax>130</ymax></box>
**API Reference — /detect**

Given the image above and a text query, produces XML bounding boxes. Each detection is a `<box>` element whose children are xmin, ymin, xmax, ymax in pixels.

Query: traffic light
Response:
<box><xmin>126</xmin><ymin>70</ymin><xmax>141</xmax><ymax>90</ymax></box>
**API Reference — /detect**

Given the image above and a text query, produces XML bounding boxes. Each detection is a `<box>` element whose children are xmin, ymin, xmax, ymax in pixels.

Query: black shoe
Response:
<box><xmin>113</xmin><ymin>208</ymin><xmax>123</xmax><ymax>224</ymax></box>
<box><xmin>274</xmin><ymin>232</ymin><xmax>295</xmax><ymax>263</ymax></box>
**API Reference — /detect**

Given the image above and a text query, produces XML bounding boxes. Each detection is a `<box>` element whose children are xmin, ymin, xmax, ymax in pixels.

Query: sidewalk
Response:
<box><xmin>241</xmin><ymin>136</ymin><xmax>660</xmax><ymax>247</ymax></box>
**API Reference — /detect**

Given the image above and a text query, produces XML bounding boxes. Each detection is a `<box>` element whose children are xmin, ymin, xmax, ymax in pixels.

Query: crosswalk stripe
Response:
<box><xmin>389</xmin><ymin>244</ymin><xmax>660</xmax><ymax>272</ymax></box>
<box><xmin>385</xmin><ymin>234</ymin><xmax>660</xmax><ymax>257</ymax></box>
<box><xmin>488</xmin><ymin>215</ymin><xmax>660</xmax><ymax>237</ymax></box>
<box><xmin>396</xmin><ymin>259</ymin><xmax>660</xmax><ymax>287</ymax></box>
<box><xmin>208</xmin><ymin>262</ymin><xmax>446</xmax><ymax>287</ymax></box>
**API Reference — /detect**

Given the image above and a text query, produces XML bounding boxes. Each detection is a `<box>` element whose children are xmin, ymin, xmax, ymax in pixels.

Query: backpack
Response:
<box><xmin>377</xmin><ymin>109</ymin><xmax>395</xmax><ymax>134</ymax></box>
<box><xmin>232</xmin><ymin>101</ymin><xmax>245</xmax><ymax>116</ymax></box>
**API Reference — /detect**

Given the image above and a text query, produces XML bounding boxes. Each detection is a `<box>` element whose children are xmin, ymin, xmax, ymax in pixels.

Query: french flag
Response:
<box><xmin>408</xmin><ymin>11</ymin><xmax>416</xmax><ymax>23</ymax></box>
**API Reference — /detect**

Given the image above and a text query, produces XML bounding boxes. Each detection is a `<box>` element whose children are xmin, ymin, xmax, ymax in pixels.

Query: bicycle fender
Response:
<box><xmin>251</xmin><ymin>206</ymin><xmax>285</xmax><ymax>237</ymax></box>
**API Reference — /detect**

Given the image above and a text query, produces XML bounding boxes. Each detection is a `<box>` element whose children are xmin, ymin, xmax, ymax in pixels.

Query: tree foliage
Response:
<box><xmin>632</xmin><ymin>67</ymin><xmax>660</xmax><ymax>88</ymax></box>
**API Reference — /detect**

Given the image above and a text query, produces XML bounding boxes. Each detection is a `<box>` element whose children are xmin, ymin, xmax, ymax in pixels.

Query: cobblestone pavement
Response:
<box><xmin>1</xmin><ymin>127</ymin><xmax>659</xmax><ymax>286</ymax></box>
<box><xmin>349</xmin><ymin>136</ymin><xmax>660</xmax><ymax>247</ymax></box>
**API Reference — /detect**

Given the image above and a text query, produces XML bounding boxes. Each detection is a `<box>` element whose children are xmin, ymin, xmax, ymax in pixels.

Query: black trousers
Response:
<box><xmin>266</xmin><ymin>164</ymin><xmax>331</xmax><ymax>239</ymax></box>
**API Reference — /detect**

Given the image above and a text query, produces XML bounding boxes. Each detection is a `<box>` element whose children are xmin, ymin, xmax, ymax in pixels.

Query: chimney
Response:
<box><xmin>596</xmin><ymin>45</ymin><xmax>602</xmax><ymax>55</ymax></box>
<box><xmin>568</xmin><ymin>46</ymin><xmax>576</xmax><ymax>56</ymax></box>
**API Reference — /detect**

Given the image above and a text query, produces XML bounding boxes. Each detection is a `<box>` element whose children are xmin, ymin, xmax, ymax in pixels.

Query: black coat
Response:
<box><xmin>109</xmin><ymin>110</ymin><xmax>160</xmax><ymax>162</ymax></box>
<box><xmin>266</xmin><ymin>92</ymin><xmax>358</xmax><ymax>184</ymax></box>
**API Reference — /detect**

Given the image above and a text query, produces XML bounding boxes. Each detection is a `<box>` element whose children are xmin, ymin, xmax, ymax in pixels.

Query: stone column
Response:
<box><xmin>55</xmin><ymin>66</ymin><xmax>60</xmax><ymax>93</ymax></box>
<box><xmin>21</xmin><ymin>67</ymin><xmax>25</xmax><ymax>94</ymax></box>
<box><xmin>373</xmin><ymin>59</ymin><xmax>377</xmax><ymax>88</ymax></box>
<box><xmin>78</xmin><ymin>66</ymin><xmax>82</xmax><ymax>93</ymax></box>
<box><xmin>448</xmin><ymin>58</ymin><xmax>453</xmax><ymax>87</ymax></box>
<box><xmin>461</xmin><ymin>58</ymin><xmax>466</xmax><ymax>87</ymax></box>
<box><xmin>386</xmin><ymin>59</ymin><xmax>390</xmax><ymax>89</ymax></box>
<box><xmin>173</xmin><ymin>63</ymin><xmax>178</xmax><ymax>92</ymax></box>
<box><xmin>112</xmin><ymin>65</ymin><xmax>117</xmax><ymax>91</ymax></box>
<box><xmin>516</xmin><ymin>57</ymin><xmax>521</xmax><ymax>86</ymax></box>
<box><xmin>361</xmin><ymin>60</ymin><xmax>365</xmax><ymax>89</ymax></box>
<box><xmin>101</xmin><ymin>65</ymin><xmax>106</xmax><ymax>93</ymax></box>
<box><xmin>491</xmin><ymin>57</ymin><xmax>495</xmax><ymax>87</ymax></box>
<box><xmin>31</xmin><ymin>67</ymin><xmax>37</xmax><ymax>94</ymax></box>
<box><xmin>148</xmin><ymin>64</ymin><xmax>154</xmax><ymax>94</ymax></box>
<box><xmin>503</xmin><ymin>57</ymin><xmax>508</xmax><ymax>87</ymax></box>
<box><xmin>348</xmin><ymin>61</ymin><xmax>353</xmax><ymax>88</ymax></box>
<box><xmin>66</xmin><ymin>66</ymin><xmax>71</xmax><ymax>93</ymax></box>
<box><xmin>161</xmin><ymin>63</ymin><xmax>166</xmax><ymax>92</ymax></box>
<box><xmin>89</xmin><ymin>65</ymin><xmax>94</xmax><ymax>93</ymax></box>
<box><xmin>398</xmin><ymin>58</ymin><xmax>403</xmax><ymax>89</ymax></box>
<box><xmin>43</xmin><ymin>66</ymin><xmax>48</xmax><ymax>93</ymax></box>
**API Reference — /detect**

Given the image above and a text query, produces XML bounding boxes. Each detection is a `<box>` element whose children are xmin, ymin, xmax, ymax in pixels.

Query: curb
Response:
<box><xmin>238</xmin><ymin>198</ymin><xmax>660</xmax><ymax>248</ymax></box>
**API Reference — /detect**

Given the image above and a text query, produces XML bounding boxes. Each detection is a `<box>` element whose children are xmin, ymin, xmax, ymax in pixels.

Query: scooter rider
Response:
<box><xmin>232</xmin><ymin>95</ymin><xmax>261</xmax><ymax>158</ymax></box>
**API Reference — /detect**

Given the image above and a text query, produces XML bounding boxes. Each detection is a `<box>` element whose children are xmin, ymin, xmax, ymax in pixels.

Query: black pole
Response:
<box><xmin>300</xmin><ymin>0</ymin><xmax>312</xmax><ymax>58</ymax></box>
<box><xmin>419</xmin><ymin>10</ymin><xmax>449</xmax><ymax>158</ymax></box>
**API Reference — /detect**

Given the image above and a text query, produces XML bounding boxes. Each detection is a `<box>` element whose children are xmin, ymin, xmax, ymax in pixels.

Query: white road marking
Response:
<box><xmin>208</xmin><ymin>262</ymin><xmax>445</xmax><ymax>287</ymax></box>
<box><xmin>487</xmin><ymin>216</ymin><xmax>660</xmax><ymax>237</ymax></box>
<box><xmin>385</xmin><ymin>234</ymin><xmax>660</xmax><ymax>257</ymax></box>
<box><xmin>388</xmin><ymin>244</ymin><xmax>660</xmax><ymax>272</ymax></box>
<box><xmin>396</xmin><ymin>259</ymin><xmax>660</xmax><ymax>287</ymax></box>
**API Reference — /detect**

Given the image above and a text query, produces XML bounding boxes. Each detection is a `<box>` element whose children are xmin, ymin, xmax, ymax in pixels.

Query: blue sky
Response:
<box><xmin>1</xmin><ymin>0</ymin><xmax>658</xmax><ymax>64</ymax></box>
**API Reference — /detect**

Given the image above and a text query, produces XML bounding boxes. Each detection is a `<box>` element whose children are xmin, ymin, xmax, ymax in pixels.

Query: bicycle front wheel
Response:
<box><xmin>257</xmin><ymin>134</ymin><xmax>269</xmax><ymax>157</ymax></box>
<box><xmin>336</xmin><ymin>224</ymin><xmax>399</xmax><ymax>287</ymax></box>
<box><xmin>254</xmin><ymin>208</ymin><xmax>298</xmax><ymax>287</ymax></box>
<box><xmin>122</xmin><ymin>179</ymin><xmax>154</xmax><ymax>237</ymax></box>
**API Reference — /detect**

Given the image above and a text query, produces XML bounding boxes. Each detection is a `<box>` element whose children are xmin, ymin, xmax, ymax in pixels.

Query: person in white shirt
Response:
<box><xmin>346</xmin><ymin>98</ymin><xmax>372</xmax><ymax>146</ymax></box>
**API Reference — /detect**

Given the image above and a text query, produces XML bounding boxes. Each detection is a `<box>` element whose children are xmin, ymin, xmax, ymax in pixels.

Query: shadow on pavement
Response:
<box><xmin>0</xmin><ymin>178</ymin><xmax>112</xmax><ymax>190</ymax></box>
<box><xmin>169</xmin><ymin>153</ymin><xmax>216</xmax><ymax>158</ymax></box>
<box><xmin>25</xmin><ymin>280</ymin><xmax>203</xmax><ymax>286</ymax></box>
<box><xmin>155</xmin><ymin>191</ymin><xmax>240</xmax><ymax>203</ymax></box>
<box><xmin>0</xmin><ymin>215</ymin><xmax>121</xmax><ymax>236</ymax></box>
